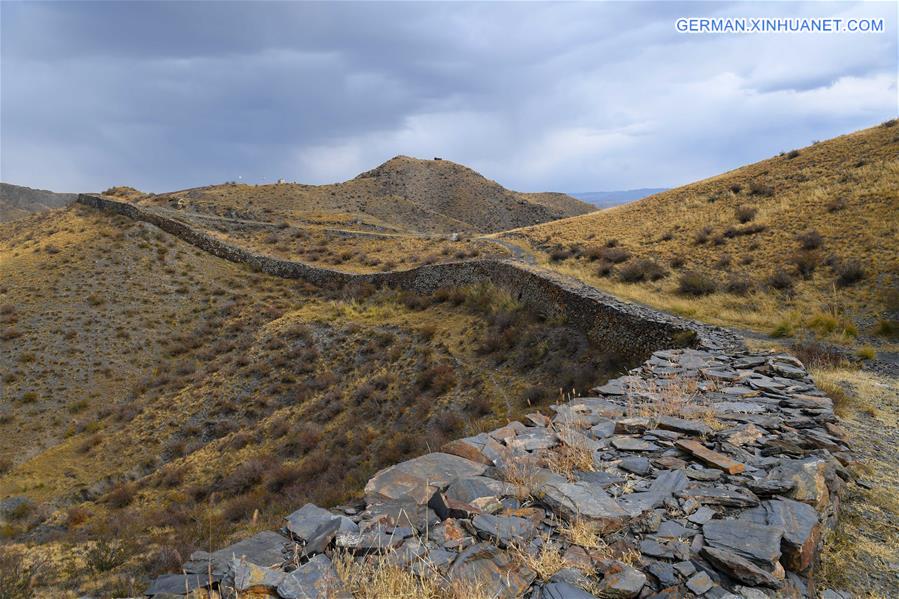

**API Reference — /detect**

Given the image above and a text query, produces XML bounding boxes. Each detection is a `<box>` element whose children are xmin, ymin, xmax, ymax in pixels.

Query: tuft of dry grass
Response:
<box><xmin>334</xmin><ymin>550</ymin><xmax>494</xmax><ymax>599</ymax></box>
<box><xmin>510</xmin><ymin>539</ymin><xmax>567</xmax><ymax>582</ymax></box>
<box><xmin>559</xmin><ymin>519</ymin><xmax>606</xmax><ymax>551</ymax></box>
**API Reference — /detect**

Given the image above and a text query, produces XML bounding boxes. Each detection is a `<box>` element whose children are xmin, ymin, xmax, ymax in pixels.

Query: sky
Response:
<box><xmin>1</xmin><ymin>1</ymin><xmax>896</xmax><ymax>194</ymax></box>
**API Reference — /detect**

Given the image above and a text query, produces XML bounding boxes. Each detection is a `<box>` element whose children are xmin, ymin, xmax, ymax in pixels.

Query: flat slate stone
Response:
<box><xmin>446</xmin><ymin>476</ymin><xmax>517</xmax><ymax>504</ymax></box>
<box><xmin>232</xmin><ymin>557</ymin><xmax>286</xmax><ymax>593</ymax></box>
<box><xmin>620</xmin><ymin>456</ymin><xmax>651</xmax><ymax>475</ymax></box>
<box><xmin>703</xmin><ymin>520</ymin><xmax>783</xmax><ymax>567</ymax></box>
<box><xmin>612</xmin><ymin>436</ymin><xmax>659</xmax><ymax>452</ymax></box>
<box><xmin>657</xmin><ymin>416</ymin><xmax>711</xmax><ymax>437</ymax></box>
<box><xmin>640</xmin><ymin>539</ymin><xmax>675</xmax><ymax>559</ymax></box>
<box><xmin>277</xmin><ymin>554</ymin><xmax>350</xmax><ymax>599</ymax></box>
<box><xmin>673</xmin><ymin>560</ymin><xmax>696</xmax><ymax>577</ymax></box>
<box><xmin>364</xmin><ymin>452</ymin><xmax>487</xmax><ymax>505</ymax></box>
<box><xmin>472</xmin><ymin>513</ymin><xmax>536</xmax><ymax>547</ymax></box>
<box><xmin>507</xmin><ymin>428</ymin><xmax>559</xmax><ymax>451</ymax></box>
<box><xmin>558</xmin><ymin>427</ymin><xmax>603</xmax><ymax>452</ymax></box>
<box><xmin>539</xmin><ymin>480</ymin><xmax>629</xmax><ymax>532</ymax></box>
<box><xmin>647</xmin><ymin>561</ymin><xmax>678</xmax><ymax>587</ymax></box>
<box><xmin>742</xmin><ymin>498</ymin><xmax>820</xmax><ymax>572</ymax></box>
<box><xmin>597</xmin><ymin>561</ymin><xmax>646</xmax><ymax>598</ymax></box>
<box><xmin>687</xmin><ymin>506</ymin><xmax>715</xmax><ymax>525</ymax></box>
<box><xmin>441</xmin><ymin>435</ymin><xmax>493</xmax><ymax>465</ymax></box>
<box><xmin>766</xmin><ymin>457</ymin><xmax>829</xmax><ymax>509</ymax></box>
<box><xmin>680</xmin><ymin>485</ymin><xmax>759</xmax><ymax>507</ymax></box>
<box><xmin>657</xmin><ymin>520</ymin><xmax>697</xmax><ymax>539</ymax></box>
<box><xmin>686</xmin><ymin>571</ymin><xmax>714</xmax><ymax>595</ymax></box>
<box><xmin>286</xmin><ymin>504</ymin><xmax>356</xmax><ymax>541</ymax></box>
<box><xmin>589</xmin><ymin>419</ymin><xmax>617</xmax><ymax>439</ymax></box>
<box><xmin>675</xmin><ymin>440</ymin><xmax>745</xmax><ymax>474</ymax></box>
<box><xmin>446</xmin><ymin>542</ymin><xmax>536</xmax><ymax>599</ymax></box>
<box><xmin>542</xmin><ymin>581</ymin><xmax>600</xmax><ymax>599</ymax></box>
<box><xmin>146</xmin><ymin>574</ymin><xmax>209</xmax><ymax>596</ymax></box>
<box><xmin>701</xmin><ymin>547</ymin><xmax>784</xmax><ymax>589</ymax></box>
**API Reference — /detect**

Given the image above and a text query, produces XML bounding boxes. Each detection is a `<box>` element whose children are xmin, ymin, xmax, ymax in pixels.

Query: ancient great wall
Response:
<box><xmin>77</xmin><ymin>194</ymin><xmax>739</xmax><ymax>358</ymax></box>
<box><xmin>77</xmin><ymin>194</ymin><xmax>852</xmax><ymax>599</ymax></box>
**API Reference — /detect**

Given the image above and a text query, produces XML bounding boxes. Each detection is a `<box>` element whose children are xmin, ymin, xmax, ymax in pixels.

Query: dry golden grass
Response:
<box><xmin>202</xmin><ymin>224</ymin><xmax>509</xmax><ymax>274</ymax></box>
<box><xmin>334</xmin><ymin>550</ymin><xmax>494</xmax><ymax>599</ymax></box>
<box><xmin>505</xmin><ymin>123</ymin><xmax>899</xmax><ymax>345</ymax></box>
<box><xmin>558</xmin><ymin>519</ymin><xmax>605</xmax><ymax>551</ymax></box>
<box><xmin>510</xmin><ymin>538</ymin><xmax>567</xmax><ymax>582</ymax></box>
<box><xmin>811</xmin><ymin>366</ymin><xmax>899</xmax><ymax>597</ymax></box>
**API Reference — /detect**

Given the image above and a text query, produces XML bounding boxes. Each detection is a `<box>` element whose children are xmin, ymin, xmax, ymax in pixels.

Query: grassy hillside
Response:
<box><xmin>132</xmin><ymin>156</ymin><xmax>594</xmax><ymax>235</ymax></box>
<box><xmin>504</xmin><ymin>121</ymin><xmax>899</xmax><ymax>346</ymax></box>
<box><xmin>0</xmin><ymin>182</ymin><xmax>77</xmax><ymax>222</ymax></box>
<box><xmin>0</xmin><ymin>205</ymin><xmax>625</xmax><ymax>596</ymax></box>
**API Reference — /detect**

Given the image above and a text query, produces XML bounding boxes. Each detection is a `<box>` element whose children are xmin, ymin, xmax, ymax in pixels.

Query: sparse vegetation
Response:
<box><xmin>677</xmin><ymin>271</ymin><xmax>717</xmax><ymax>296</ymax></box>
<box><xmin>618</xmin><ymin>258</ymin><xmax>666</xmax><ymax>283</ymax></box>
<box><xmin>734</xmin><ymin>205</ymin><xmax>757</xmax><ymax>223</ymax></box>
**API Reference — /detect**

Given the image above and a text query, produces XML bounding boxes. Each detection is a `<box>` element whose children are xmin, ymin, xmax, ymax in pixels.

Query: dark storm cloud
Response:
<box><xmin>1</xmin><ymin>1</ymin><xmax>895</xmax><ymax>193</ymax></box>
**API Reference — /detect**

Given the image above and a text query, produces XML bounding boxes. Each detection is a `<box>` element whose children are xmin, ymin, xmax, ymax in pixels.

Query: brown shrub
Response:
<box><xmin>432</xmin><ymin>412</ymin><xmax>465</xmax><ymax>436</ymax></box>
<box><xmin>792</xmin><ymin>252</ymin><xmax>820</xmax><ymax>278</ymax></box>
<box><xmin>694</xmin><ymin>226</ymin><xmax>713</xmax><ymax>245</ymax></box>
<box><xmin>767</xmin><ymin>269</ymin><xmax>795</xmax><ymax>291</ymax></box>
<box><xmin>415</xmin><ymin>364</ymin><xmax>456</xmax><ymax>396</ymax></box>
<box><xmin>791</xmin><ymin>340</ymin><xmax>845</xmax><ymax>369</ymax></box>
<box><xmin>734</xmin><ymin>205</ymin><xmax>757</xmax><ymax>223</ymax></box>
<box><xmin>724</xmin><ymin>275</ymin><xmax>753</xmax><ymax>296</ymax></box>
<box><xmin>596</xmin><ymin>247</ymin><xmax>630</xmax><ymax>264</ymax></box>
<box><xmin>618</xmin><ymin>259</ymin><xmax>666</xmax><ymax>283</ymax></box>
<box><xmin>748</xmin><ymin>181</ymin><xmax>774</xmax><ymax>196</ymax></box>
<box><xmin>797</xmin><ymin>230</ymin><xmax>823</xmax><ymax>250</ymax></box>
<box><xmin>105</xmin><ymin>484</ymin><xmax>135</xmax><ymax>509</ymax></box>
<box><xmin>835</xmin><ymin>261</ymin><xmax>864</xmax><ymax>287</ymax></box>
<box><xmin>677</xmin><ymin>272</ymin><xmax>717</xmax><ymax>296</ymax></box>
<box><xmin>217</xmin><ymin>457</ymin><xmax>272</xmax><ymax>496</ymax></box>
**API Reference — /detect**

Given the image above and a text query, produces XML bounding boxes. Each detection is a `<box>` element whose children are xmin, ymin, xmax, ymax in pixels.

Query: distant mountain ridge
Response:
<box><xmin>0</xmin><ymin>182</ymin><xmax>77</xmax><ymax>222</ymax></box>
<box><xmin>570</xmin><ymin>188</ymin><xmax>669</xmax><ymax>209</ymax></box>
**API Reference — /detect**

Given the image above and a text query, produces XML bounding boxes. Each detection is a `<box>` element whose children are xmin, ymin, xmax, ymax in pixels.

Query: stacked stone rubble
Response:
<box><xmin>145</xmin><ymin>348</ymin><xmax>851</xmax><ymax>598</ymax></box>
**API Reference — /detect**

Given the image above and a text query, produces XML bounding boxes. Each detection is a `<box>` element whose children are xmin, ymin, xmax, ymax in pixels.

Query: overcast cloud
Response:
<box><xmin>1</xmin><ymin>1</ymin><xmax>896</xmax><ymax>193</ymax></box>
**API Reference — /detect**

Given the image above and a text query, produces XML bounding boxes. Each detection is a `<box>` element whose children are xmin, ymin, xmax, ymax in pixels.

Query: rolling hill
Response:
<box><xmin>0</xmin><ymin>182</ymin><xmax>77</xmax><ymax>222</ymax></box>
<box><xmin>504</xmin><ymin>121</ymin><xmax>899</xmax><ymax>345</ymax></box>
<box><xmin>134</xmin><ymin>156</ymin><xmax>595</xmax><ymax>235</ymax></box>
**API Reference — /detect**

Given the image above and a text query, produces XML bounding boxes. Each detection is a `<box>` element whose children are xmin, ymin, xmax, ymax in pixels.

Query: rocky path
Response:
<box><xmin>145</xmin><ymin>348</ymin><xmax>854</xmax><ymax>599</ymax></box>
<box><xmin>477</xmin><ymin>237</ymin><xmax>538</xmax><ymax>265</ymax></box>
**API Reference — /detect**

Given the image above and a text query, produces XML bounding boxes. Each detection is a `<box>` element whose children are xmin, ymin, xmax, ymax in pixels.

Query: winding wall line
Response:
<box><xmin>77</xmin><ymin>194</ymin><xmax>742</xmax><ymax>358</ymax></box>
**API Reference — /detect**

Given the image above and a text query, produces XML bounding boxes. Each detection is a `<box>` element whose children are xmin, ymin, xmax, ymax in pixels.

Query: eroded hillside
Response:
<box><xmin>504</xmin><ymin>122</ymin><xmax>899</xmax><ymax>347</ymax></box>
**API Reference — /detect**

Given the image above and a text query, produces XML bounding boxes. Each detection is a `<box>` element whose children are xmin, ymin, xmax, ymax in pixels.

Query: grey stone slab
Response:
<box><xmin>703</xmin><ymin>520</ymin><xmax>783</xmax><ymax>567</ymax></box>
<box><xmin>278</xmin><ymin>554</ymin><xmax>351</xmax><ymax>599</ymax></box>
<box><xmin>364</xmin><ymin>452</ymin><xmax>487</xmax><ymax>505</ymax></box>
<box><xmin>538</xmin><ymin>479</ymin><xmax>629</xmax><ymax>532</ymax></box>
<box><xmin>472</xmin><ymin>513</ymin><xmax>536</xmax><ymax>547</ymax></box>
